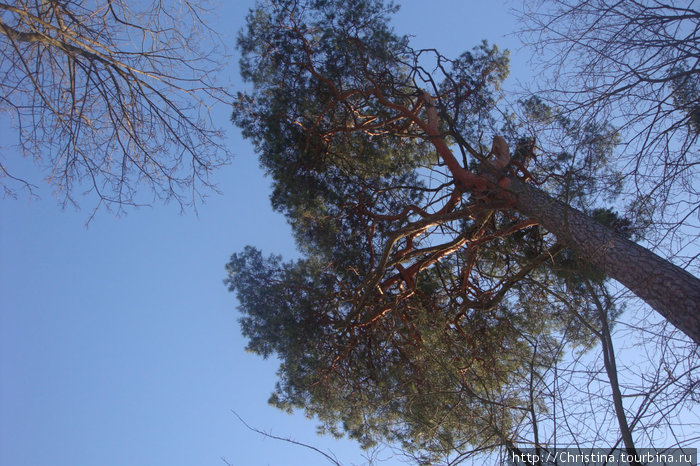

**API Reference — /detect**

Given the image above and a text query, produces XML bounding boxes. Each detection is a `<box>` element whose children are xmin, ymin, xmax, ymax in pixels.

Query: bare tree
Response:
<box><xmin>0</xmin><ymin>0</ymin><xmax>231</xmax><ymax>212</ymax></box>
<box><xmin>495</xmin><ymin>279</ymin><xmax>699</xmax><ymax>465</ymax></box>
<box><xmin>516</xmin><ymin>0</ymin><xmax>699</xmax><ymax>265</ymax></box>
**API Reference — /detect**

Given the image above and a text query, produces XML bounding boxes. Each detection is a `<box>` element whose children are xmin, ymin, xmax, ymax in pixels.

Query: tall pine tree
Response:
<box><xmin>227</xmin><ymin>0</ymin><xmax>699</xmax><ymax>459</ymax></box>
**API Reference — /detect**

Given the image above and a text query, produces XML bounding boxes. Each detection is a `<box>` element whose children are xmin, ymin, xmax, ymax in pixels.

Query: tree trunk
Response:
<box><xmin>506</xmin><ymin>177</ymin><xmax>700</xmax><ymax>345</ymax></box>
<box><xmin>585</xmin><ymin>281</ymin><xmax>641</xmax><ymax>465</ymax></box>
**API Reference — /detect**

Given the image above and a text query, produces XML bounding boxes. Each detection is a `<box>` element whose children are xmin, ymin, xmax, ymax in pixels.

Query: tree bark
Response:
<box><xmin>506</xmin><ymin>177</ymin><xmax>700</xmax><ymax>345</ymax></box>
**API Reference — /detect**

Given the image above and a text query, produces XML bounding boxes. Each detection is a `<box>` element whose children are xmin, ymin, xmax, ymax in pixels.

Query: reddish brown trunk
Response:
<box><xmin>506</xmin><ymin>177</ymin><xmax>700</xmax><ymax>345</ymax></box>
<box><xmin>416</xmin><ymin>97</ymin><xmax>698</xmax><ymax>344</ymax></box>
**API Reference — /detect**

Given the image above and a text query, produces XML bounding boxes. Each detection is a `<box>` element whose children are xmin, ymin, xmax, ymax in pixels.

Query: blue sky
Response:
<box><xmin>0</xmin><ymin>2</ymin><xmax>532</xmax><ymax>465</ymax></box>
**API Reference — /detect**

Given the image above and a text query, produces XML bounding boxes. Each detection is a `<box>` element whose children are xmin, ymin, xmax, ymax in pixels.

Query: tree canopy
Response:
<box><xmin>0</xmin><ymin>0</ymin><xmax>230</xmax><ymax>211</ymax></box>
<box><xmin>227</xmin><ymin>0</ymin><xmax>699</xmax><ymax>461</ymax></box>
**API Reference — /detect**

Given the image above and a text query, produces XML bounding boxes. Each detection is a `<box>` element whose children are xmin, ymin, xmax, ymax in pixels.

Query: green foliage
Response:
<box><xmin>590</xmin><ymin>207</ymin><xmax>634</xmax><ymax>238</ymax></box>
<box><xmin>225</xmin><ymin>246</ymin><xmax>578</xmax><ymax>460</ymax></box>
<box><xmin>234</xmin><ymin>6</ymin><xmax>429</xmax><ymax>263</ymax></box>
<box><xmin>227</xmin><ymin>0</ymin><xmax>625</xmax><ymax>460</ymax></box>
<box><xmin>233</xmin><ymin>0</ymin><xmax>512</xmax><ymax>257</ymax></box>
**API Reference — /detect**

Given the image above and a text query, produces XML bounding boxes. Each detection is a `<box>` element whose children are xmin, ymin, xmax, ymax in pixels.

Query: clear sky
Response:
<box><xmin>0</xmin><ymin>2</ymin><xmax>532</xmax><ymax>465</ymax></box>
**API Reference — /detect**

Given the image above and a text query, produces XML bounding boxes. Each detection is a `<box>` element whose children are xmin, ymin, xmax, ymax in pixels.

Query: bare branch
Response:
<box><xmin>0</xmin><ymin>0</ymin><xmax>232</xmax><ymax>213</ymax></box>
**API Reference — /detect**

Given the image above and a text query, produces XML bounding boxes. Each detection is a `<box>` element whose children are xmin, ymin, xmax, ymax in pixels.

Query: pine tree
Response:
<box><xmin>226</xmin><ymin>0</ymin><xmax>699</xmax><ymax>459</ymax></box>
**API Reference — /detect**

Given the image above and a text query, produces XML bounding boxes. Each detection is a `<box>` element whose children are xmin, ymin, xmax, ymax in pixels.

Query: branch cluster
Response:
<box><xmin>0</xmin><ymin>0</ymin><xmax>231</xmax><ymax>211</ymax></box>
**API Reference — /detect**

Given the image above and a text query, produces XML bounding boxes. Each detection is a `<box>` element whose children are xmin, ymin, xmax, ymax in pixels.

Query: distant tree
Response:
<box><xmin>226</xmin><ymin>0</ymin><xmax>699</xmax><ymax>460</ymax></box>
<box><xmin>0</xmin><ymin>0</ymin><xmax>231</xmax><ymax>211</ymax></box>
<box><xmin>516</xmin><ymin>0</ymin><xmax>700</xmax><ymax>261</ymax></box>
